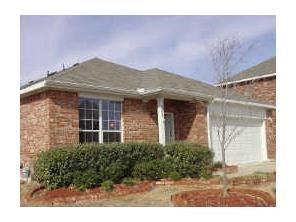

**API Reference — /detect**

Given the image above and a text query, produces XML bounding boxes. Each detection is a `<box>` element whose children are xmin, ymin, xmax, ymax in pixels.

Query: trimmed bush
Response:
<box><xmin>132</xmin><ymin>160</ymin><xmax>172</xmax><ymax>180</ymax></box>
<box><xmin>33</xmin><ymin>142</ymin><xmax>213</xmax><ymax>189</ymax></box>
<box><xmin>101</xmin><ymin>180</ymin><xmax>114</xmax><ymax>192</ymax></box>
<box><xmin>72</xmin><ymin>169</ymin><xmax>101</xmax><ymax>191</ymax></box>
<box><xmin>164</xmin><ymin>142</ymin><xmax>214</xmax><ymax>178</ymax></box>
<box><xmin>168</xmin><ymin>171</ymin><xmax>182</xmax><ymax>181</ymax></box>
<box><xmin>122</xmin><ymin>177</ymin><xmax>135</xmax><ymax>186</ymax></box>
<box><xmin>33</xmin><ymin>147</ymin><xmax>75</xmax><ymax>189</ymax></box>
<box><xmin>34</xmin><ymin>142</ymin><xmax>164</xmax><ymax>189</ymax></box>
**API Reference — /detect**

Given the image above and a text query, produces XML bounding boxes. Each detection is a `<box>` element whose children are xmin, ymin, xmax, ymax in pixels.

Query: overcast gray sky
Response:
<box><xmin>20</xmin><ymin>15</ymin><xmax>275</xmax><ymax>85</ymax></box>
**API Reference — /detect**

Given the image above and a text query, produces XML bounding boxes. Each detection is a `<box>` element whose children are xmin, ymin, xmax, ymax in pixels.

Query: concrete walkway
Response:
<box><xmin>228</xmin><ymin>160</ymin><xmax>276</xmax><ymax>178</ymax></box>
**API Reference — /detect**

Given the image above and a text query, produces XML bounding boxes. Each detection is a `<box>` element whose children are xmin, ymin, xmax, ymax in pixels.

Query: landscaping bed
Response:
<box><xmin>171</xmin><ymin>188</ymin><xmax>275</xmax><ymax>207</ymax></box>
<box><xmin>24</xmin><ymin>181</ymin><xmax>154</xmax><ymax>206</ymax></box>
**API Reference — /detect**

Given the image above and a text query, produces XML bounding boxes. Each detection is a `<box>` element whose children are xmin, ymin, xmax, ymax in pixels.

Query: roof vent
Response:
<box><xmin>47</xmin><ymin>71</ymin><xmax>57</xmax><ymax>77</ymax></box>
<box><xmin>73</xmin><ymin>63</ymin><xmax>79</xmax><ymax>67</ymax></box>
<box><xmin>136</xmin><ymin>88</ymin><xmax>145</xmax><ymax>93</ymax></box>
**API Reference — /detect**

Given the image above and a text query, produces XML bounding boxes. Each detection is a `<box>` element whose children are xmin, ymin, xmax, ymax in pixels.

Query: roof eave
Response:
<box><xmin>215</xmin><ymin>73</ymin><xmax>276</xmax><ymax>87</ymax></box>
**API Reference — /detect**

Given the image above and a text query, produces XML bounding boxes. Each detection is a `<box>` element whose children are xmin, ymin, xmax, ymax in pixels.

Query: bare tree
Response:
<box><xmin>209</xmin><ymin>36</ymin><xmax>253</xmax><ymax>197</ymax></box>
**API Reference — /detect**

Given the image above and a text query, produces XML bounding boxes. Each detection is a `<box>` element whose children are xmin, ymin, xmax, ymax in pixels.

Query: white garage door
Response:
<box><xmin>209</xmin><ymin>103</ymin><xmax>267</xmax><ymax>164</ymax></box>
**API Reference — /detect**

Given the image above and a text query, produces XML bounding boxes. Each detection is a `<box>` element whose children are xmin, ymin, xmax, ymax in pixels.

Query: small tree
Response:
<box><xmin>209</xmin><ymin>36</ymin><xmax>253</xmax><ymax>197</ymax></box>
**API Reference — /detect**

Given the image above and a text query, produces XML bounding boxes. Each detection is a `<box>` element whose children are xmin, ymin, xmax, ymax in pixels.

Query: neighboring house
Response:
<box><xmin>215</xmin><ymin>57</ymin><xmax>276</xmax><ymax>159</ymax></box>
<box><xmin>20</xmin><ymin>57</ymin><xmax>275</xmax><ymax>166</ymax></box>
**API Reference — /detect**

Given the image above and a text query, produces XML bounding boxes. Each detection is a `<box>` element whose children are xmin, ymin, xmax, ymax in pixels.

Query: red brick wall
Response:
<box><xmin>266</xmin><ymin>109</ymin><xmax>276</xmax><ymax>159</ymax></box>
<box><xmin>229</xmin><ymin>77</ymin><xmax>276</xmax><ymax>159</ymax></box>
<box><xmin>122</xmin><ymin>98</ymin><xmax>209</xmax><ymax>146</ymax></box>
<box><xmin>229</xmin><ymin>77</ymin><xmax>276</xmax><ymax>105</ymax></box>
<box><xmin>20</xmin><ymin>90</ymin><xmax>79</xmax><ymax>164</ymax></box>
<box><xmin>122</xmin><ymin>99</ymin><xmax>158</xmax><ymax>142</ymax></box>
<box><xmin>47</xmin><ymin>91</ymin><xmax>79</xmax><ymax>148</ymax></box>
<box><xmin>20</xmin><ymin>92</ymin><xmax>50</xmax><ymax>164</ymax></box>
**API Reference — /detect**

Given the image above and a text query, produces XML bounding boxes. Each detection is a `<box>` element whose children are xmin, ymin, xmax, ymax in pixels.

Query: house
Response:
<box><xmin>215</xmin><ymin>57</ymin><xmax>276</xmax><ymax>159</ymax></box>
<box><xmin>20</xmin><ymin>57</ymin><xmax>275</xmax><ymax>166</ymax></box>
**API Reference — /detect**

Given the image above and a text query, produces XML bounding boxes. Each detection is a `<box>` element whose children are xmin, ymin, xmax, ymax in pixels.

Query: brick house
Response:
<box><xmin>215</xmin><ymin>57</ymin><xmax>276</xmax><ymax>159</ymax></box>
<box><xmin>20</xmin><ymin>57</ymin><xmax>275</xmax><ymax>166</ymax></box>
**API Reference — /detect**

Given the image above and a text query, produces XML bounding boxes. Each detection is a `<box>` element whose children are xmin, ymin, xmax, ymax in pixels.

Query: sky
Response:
<box><xmin>20</xmin><ymin>15</ymin><xmax>275</xmax><ymax>85</ymax></box>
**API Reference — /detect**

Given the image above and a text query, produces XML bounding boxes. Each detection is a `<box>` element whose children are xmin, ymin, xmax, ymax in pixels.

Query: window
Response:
<box><xmin>102</xmin><ymin>100</ymin><xmax>121</xmax><ymax>143</ymax></box>
<box><xmin>78</xmin><ymin>98</ymin><xmax>122</xmax><ymax>143</ymax></box>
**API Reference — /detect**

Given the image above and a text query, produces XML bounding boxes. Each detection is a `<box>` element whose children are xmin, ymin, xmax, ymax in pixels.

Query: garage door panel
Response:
<box><xmin>211</xmin><ymin>117</ymin><xmax>264</xmax><ymax>164</ymax></box>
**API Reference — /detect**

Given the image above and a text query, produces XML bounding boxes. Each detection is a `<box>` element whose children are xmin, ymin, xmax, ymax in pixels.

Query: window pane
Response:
<box><xmin>109</xmin><ymin>111</ymin><xmax>114</xmax><ymax>120</ymax></box>
<box><xmin>78</xmin><ymin>99</ymin><xmax>86</xmax><ymax>109</ymax></box>
<box><xmin>109</xmin><ymin>121</ymin><xmax>116</xmax><ymax>130</ymax></box>
<box><xmin>115</xmin><ymin>112</ymin><xmax>121</xmax><ymax>120</ymax></box>
<box><xmin>102</xmin><ymin>101</ymin><xmax>108</xmax><ymax>111</ymax></box>
<box><xmin>115</xmin><ymin>121</ymin><xmax>120</xmax><ymax>130</ymax></box>
<box><xmin>102</xmin><ymin>111</ymin><xmax>108</xmax><ymax>121</ymax></box>
<box><xmin>85</xmin><ymin>100</ymin><xmax>92</xmax><ymax>109</ymax></box>
<box><xmin>85</xmin><ymin>132</ymin><xmax>93</xmax><ymax>142</ymax></box>
<box><xmin>93</xmin><ymin>110</ymin><xmax>99</xmax><ymax>120</ymax></box>
<box><xmin>92</xmin><ymin>100</ymin><xmax>99</xmax><ymax>109</ymax></box>
<box><xmin>79</xmin><ymin>131</ymin><xmax>85</xmax><ymax>143</ymax></box>
<box><xmin>103</xmin><ymin>121</ymin><xmax>108</xmax><ymax>130</ymax></box>
<box><xmin>115</xmin><ymin>102</ymin><xmax>121</xmax><ymax>111</ymax></box>
<box><xmin>85</xmin><ymin>120</ymin><xmax>92</xmax><ymax>130</ymax></box>
<box><xmin>109</xmin><ymin>101</ymin><xmax>115</xmax><ymax>111</ymax></box>
<box><xmin>86</xmin><ymin>109</ymin><xmax>92</xmax><ymax>119</ymax></box>
<box><xmin>93</xmin><ymin>120</ymin><xmax>100</xmax><ymax>130</ymax></box>
<box><xmin>79</xmin><ymin>120</ymin><xmax>85</xmax><ymax>130</ymax></box>
<box><xmin>103</xmin><ymin>132</ymin><xmax>120</xmax><ymax>143</ymax></box>
<box><xmin>93</xmin><ymin>132</ymin><xmax>99</xmax><ymax>142</ymax></box>
<box><xmin>79</xmin><ymin>109</ymin><xmax>85</xmax><ymax>119</ymax></box>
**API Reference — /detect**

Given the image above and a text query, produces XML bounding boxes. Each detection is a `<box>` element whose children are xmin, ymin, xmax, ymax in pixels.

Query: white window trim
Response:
<box><xmin>78</xmin><ymin>97</ymin><xmax>123</xmax><ymax>143</ymax></box>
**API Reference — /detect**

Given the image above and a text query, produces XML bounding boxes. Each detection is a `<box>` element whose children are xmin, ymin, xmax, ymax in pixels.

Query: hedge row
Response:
<box><xmin>33</xmin><ymin>142</ymin><xmax>213</xmax><ymax>190</ymax></box>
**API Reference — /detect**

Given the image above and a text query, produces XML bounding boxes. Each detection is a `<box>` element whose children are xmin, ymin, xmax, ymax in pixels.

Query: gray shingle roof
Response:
<box><xmin>21</xmin><ymin>57</ymin><xmax>273</xmax><ymax>106</ymax></box>
<box><xmin>228</xmin><ymin>57</ymin><xmax>276</xmax><ymax>82</ymax></box>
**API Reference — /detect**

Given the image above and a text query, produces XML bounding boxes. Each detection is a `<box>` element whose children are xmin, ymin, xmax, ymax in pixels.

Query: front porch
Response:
<box><xmin>122</xmin><ymin>97</ymin><xmax>209</xmax><ymax>147</ymax></box>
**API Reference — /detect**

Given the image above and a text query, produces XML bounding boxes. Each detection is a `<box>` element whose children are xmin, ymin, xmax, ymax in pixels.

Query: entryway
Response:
<box><xmin>165</xmin><ymin>113</ymin><xmax>175</xmax><ymax>144</ymax></box>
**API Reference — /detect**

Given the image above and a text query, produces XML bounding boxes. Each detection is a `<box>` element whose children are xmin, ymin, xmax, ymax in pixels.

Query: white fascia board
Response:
<box><xmin>79</xmin><ymin>92</ymin><xmax>124</xmax><ymax>101</ymax></box>
<box><xmin>215</xmin><ymin>73</ymin><xmax>276</xmax><ymax>86</ymax></box>
<box><xmin>212</xmin><ymin>98</ymin><xmax>276</xmax><ymax>109</ymax></box>
<box><xmin>20</xmin><ymin>80</ymin><xmax>46</xmax><ymax>96</ymax></box>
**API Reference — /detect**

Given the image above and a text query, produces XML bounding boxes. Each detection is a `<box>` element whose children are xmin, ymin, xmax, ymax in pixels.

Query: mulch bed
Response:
<box><xmin>25</xmin><ymin>181</ymin><xmax>155</xmax><ymax>206</ymax></box>
<box><xmin>171</xmin><ymin>188</ymin><xmax>275</xmax><ymax>207</ymax></box>
<box><xmin>155</xmin><ymin>172</ymin><xmax>276</xmax><ymax>186</ymax></box>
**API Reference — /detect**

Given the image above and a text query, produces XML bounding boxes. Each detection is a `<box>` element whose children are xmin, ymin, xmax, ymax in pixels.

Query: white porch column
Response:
<box><xmin>157</xmin><ymin>97</ymin><xmax>166</xmax><ymax>145</ymax></box>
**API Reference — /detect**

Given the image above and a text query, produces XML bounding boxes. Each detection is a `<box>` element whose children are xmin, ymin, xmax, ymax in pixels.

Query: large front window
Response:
<box><xmin>78</xmin><ymin>98</ymin><xmax>122</xmax><ymax>143</ymax></box>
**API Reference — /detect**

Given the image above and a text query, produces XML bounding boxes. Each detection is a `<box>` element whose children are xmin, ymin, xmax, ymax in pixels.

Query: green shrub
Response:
<box><xmin>33</xmin><ymin>142</ymin><xmax>164</xmax><ymax>189</ymax></box>
<box><xmin>164</xmin><ymin>142</ymin><xmax>214</xmax><ymax>179</ymax></box>
<box><xmin>99</xmin><ymin>162</ymin><xmax>127</xmax><ymax>183</ymax></box>
<box><xmin>132</xmin><ymin>160</ymin><xmax>172</xmax><ymax>180</ymax></box>
<box><xmin>33</xmin><ymin>147</ymin><xmax>75</xmax><ymax>189</ymax></box>
<box><xmin>101</xmin><ymin>180</ymin><xmax>114</xmax><ymax>192</ymax></box>
<box><xmin>213</xmin><ymin>161</ymin><xmax>223</xmax><ymax>169</ymax></box>
<box><xmin>122</xmin><ymin>177</ymin><xmax>135</xmax><ymax>186</ymax></box>
<box><xmin>72</xmin><ymin>169</ymin><xmax>101</xmax><ymax>191</ymax></box>
<box><xmin>168</xmin><ymin>171</ymin><xmax>182</xmax><ymax>181</ymax></box>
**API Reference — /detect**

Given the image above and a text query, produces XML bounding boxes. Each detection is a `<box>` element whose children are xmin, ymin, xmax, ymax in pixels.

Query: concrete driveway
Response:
<box><xmin>228</xmin><ymin>160</ymin><xmax>276</xmax><ymax>178</ymax></box>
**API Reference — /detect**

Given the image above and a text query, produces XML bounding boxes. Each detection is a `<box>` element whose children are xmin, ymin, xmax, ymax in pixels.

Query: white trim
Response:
<box><xmin>157</xmin><ymin>97</ymin><xmax>166</xmax><ymax>145</ymax></box>
<box><xmin>206</xmin><ymin>106</ymin><xmax>213</xmax><ymax>149</ymax></box>
<box><xmin>20</xmin><ymin>80</ymin><xmax>46</xmax><ymax>95</ymax></box>
<box><xmin>261</xmin><ymin>114</ymin><xmax>268</xmax><ymax>161</ymax></box>
<box><xmin>212</xmin><ymin>98</ymin><xmax>275</xmax><ymax>109</ymax></box>
<box><xmin>79</xmin><ymin>92</ymin><xmax>124</xmax><ymax>101</ymax></box>
<box><xmin>215</xmin><ymin>73</ymin><xmax>276</xmax><ymax>86</ymax></box>
<box><xmin>99</xmin><ymin>100</ymin><xmax>103</xmax><ymax>143</ymax></box>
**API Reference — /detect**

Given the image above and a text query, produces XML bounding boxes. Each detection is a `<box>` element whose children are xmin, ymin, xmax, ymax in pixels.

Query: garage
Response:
<box><xmin>208</xmin><ymin>102</ymin><xmax>268</xmax><ymax>164</ymax></box>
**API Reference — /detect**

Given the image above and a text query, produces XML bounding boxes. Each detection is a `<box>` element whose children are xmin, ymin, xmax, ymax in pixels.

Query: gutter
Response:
<box><xmin>212</xmin><ymin>98</ymin><xmax>276</xmax><ymax>109</ymax></box>
<box><xmin>215</xmin><ymin>73</ymin><xmax>276</xmax><ymax>87</ymax></box>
